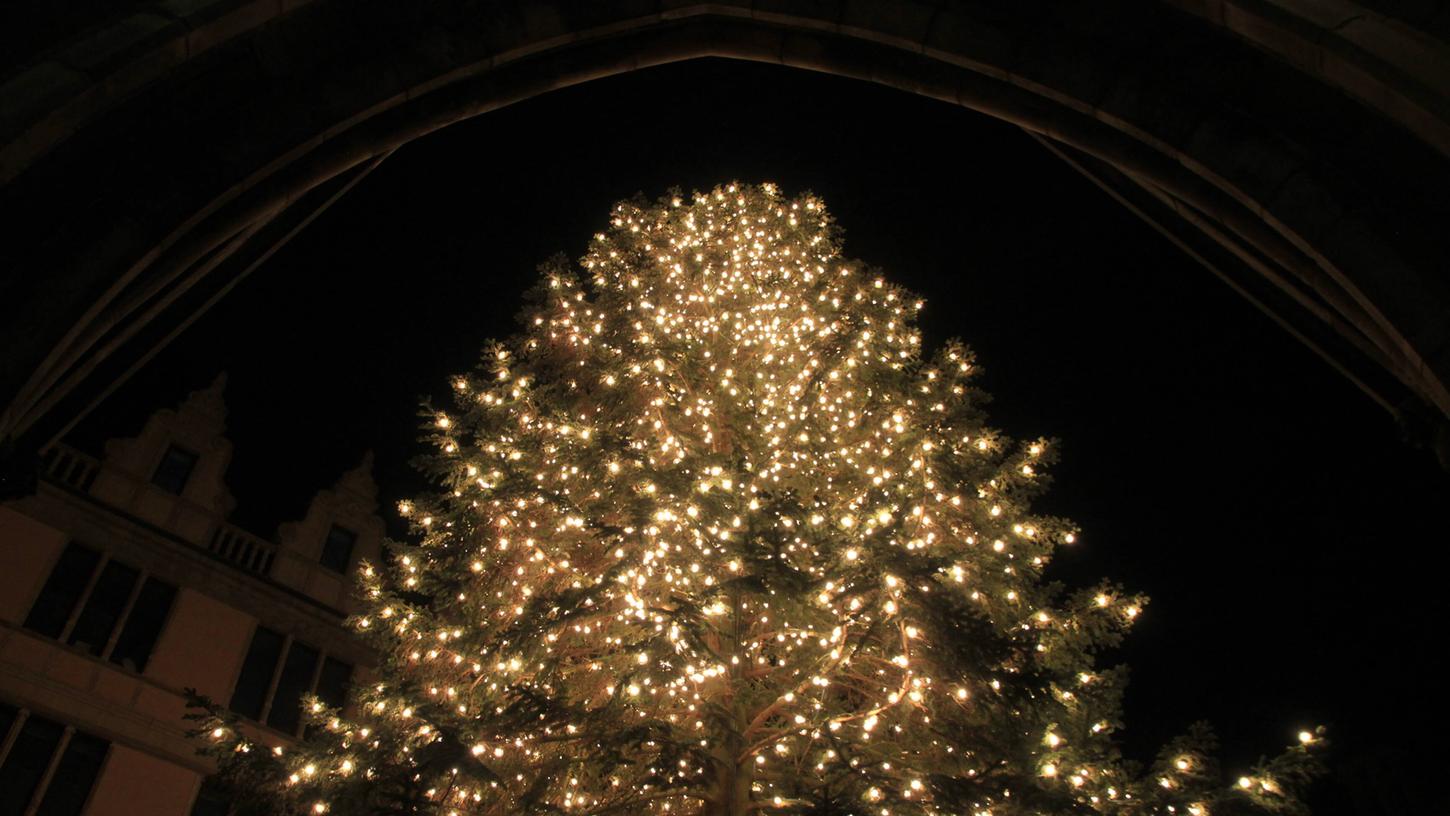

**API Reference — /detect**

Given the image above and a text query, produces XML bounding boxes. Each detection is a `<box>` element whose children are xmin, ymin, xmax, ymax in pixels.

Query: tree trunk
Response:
<box><xmin>707</xmin><ymin>659</ymin><xmax>752</xmax><ymax>814</ymax></box>
<box><xmin>707</xmin><ymin>733</ymin><xmax>753</xmax><ymax>816</ymax></box>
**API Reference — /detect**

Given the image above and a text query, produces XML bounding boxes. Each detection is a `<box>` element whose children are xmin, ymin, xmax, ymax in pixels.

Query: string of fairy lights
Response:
<box><xmin>200</xmin><ymin>183</ymin><xmax>1320</xmax><ymax>816</ymax></box>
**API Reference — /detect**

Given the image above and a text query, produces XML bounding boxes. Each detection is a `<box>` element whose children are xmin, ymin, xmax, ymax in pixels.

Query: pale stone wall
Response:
<box><xmin>0</xmin><ymin>506</ymin><xmax>64</xmax><ymax>623</ymax></box>
<box><xmin>145</xmin><ymin>589</ymin><xmax>254</xmax><ymax>703</ymax></box>
<box><xmin>85</xmin><ymin>744</ymin><xmax>202</xmax><ymax>816</ymax></box>
<box><xmin>0</xmin><ymin>382</ymin><xmax>379</xmax><ymax>814</ymax></box>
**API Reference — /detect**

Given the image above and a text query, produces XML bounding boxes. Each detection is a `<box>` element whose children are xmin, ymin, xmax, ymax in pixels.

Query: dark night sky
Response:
<box><xmin>72</xmin><ymin>60</ymin><xmax>1444</xmax><ymax>813</ymax></box>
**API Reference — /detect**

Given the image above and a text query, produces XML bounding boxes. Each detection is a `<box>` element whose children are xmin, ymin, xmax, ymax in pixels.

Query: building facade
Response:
<box><xmin>0</xmin><ymin>376</ymin><xmax>381</xmax><ymax>815</ymax></box>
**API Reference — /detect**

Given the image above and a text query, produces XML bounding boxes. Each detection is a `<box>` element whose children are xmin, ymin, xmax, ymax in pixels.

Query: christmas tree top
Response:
<box><xmin>193</xmin><ymin>183</ymin><xmax>1321</xmax><ymax>816</ymax></box>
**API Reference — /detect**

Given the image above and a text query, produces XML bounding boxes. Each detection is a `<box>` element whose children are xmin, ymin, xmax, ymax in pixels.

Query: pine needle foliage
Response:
<box><xmin>191</xmin><ymin>183</ymin><xmax>1321</xmax><ymax>816</ymax></box>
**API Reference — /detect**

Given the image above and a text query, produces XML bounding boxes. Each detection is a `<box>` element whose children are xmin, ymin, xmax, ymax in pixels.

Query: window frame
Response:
<box><xmin>0</xmin><ymin>704</ymin><xmax>110</xmax><ymax>816</ymax></box>
<box><xmin>22</xmin><ymin>542</ymin><xmax>179</xmax><ymax>676</ymax></box>
<box><xmin>150</xmin><ymin>443</ymin><xmax>200</xmax><ymax>495</ymax></box>
<box><xmin>229</xmin><ymin>624</ymin><xmax>353</xmax><ymax>738</ymax></box>
<box><xmin>317</xmin><ymin>524</ymin><xmax>358</xmax><ymax>574</ymax></box>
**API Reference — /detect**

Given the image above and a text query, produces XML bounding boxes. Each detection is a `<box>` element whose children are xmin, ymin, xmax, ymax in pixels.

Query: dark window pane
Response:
<box><xmin>67</xmin><ymin>560</ymin><xmax>140</xmax><ymax>656</ymax></box>
<box><xmin>318</xmin><ymin>525</ymin><xmax>357</xmax><ymax>573</ymax></box>
<box><xmin>315</xmin><ymin>657</ymin><xmax>352</xmax><ymax>708</ymax></box>
<box><xmin>23</xmin><ymin>543</ymin><xmax>100</xmax><ymax>639</ymax></box>
<box><xmin>302</xmin><ymin>656</ymin><xmax>354</xmax><ymax>740</ymax></box>
<box><xmin>189</xmin><ymin>777</ymin><xmax>232</xmax><ymax>816</ymax></box>
<box><xmin>265</xmin><ymin>641</ymin><xmax>319</xmax><ymax>735</ymax></box>
<box><xmin>0</xmin><ymin>714</ymin><xmax>64</xmax><ymax>816</ymax></box>
<box><xmin>34</xmin><ymin>730</ymin><xmax>108</xmax><ymax>816</ymax></box>
<box><xmin>109</xmin><ymin>577</ymin><xmax>177</xmax><ymax>673</ymax></box>
<box><xmin>151</xmin><ymin>445</ymin><xmax>198</xmax><ymax>494</ymax></box>
<box><xmin>228</xmin><ymin>627</ymin><xmax>284</xmax><ymax>721</ymax></box>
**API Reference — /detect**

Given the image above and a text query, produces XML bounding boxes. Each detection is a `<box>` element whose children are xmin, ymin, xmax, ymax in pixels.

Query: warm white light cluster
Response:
<box><xmin>202</xmin><ymin>184</ymin><xmax>1320</xmax><ymax>816</ymax></box>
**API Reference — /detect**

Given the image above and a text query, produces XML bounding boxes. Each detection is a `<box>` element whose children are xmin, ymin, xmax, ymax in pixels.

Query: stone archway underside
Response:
<box><xmin>2</xmin><ymin>1</ymin><xmax>1448</xmax><ymax>467</ymax></box>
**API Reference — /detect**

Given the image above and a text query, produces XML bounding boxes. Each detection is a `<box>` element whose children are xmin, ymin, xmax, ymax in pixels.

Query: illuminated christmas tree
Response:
<box><xmin>192</xmin><ymin>183</ymin><xmax>1321</xmax><ymax>815</ymax></box>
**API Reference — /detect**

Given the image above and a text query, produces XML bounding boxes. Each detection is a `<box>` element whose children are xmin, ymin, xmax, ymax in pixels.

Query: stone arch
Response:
<box><xmin>1</xmin><ymin>1</ymin><xmax>1447</xmax><ymax>467</ymax></box>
